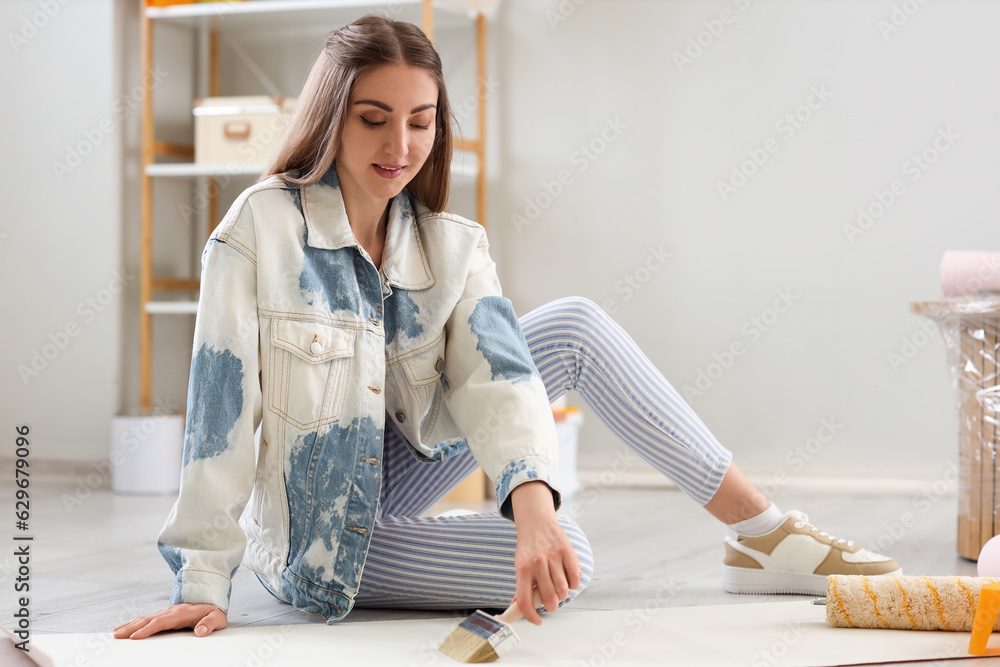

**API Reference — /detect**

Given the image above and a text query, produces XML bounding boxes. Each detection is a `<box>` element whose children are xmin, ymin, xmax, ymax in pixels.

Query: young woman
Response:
<box><xmin>114</xmin><ymin>15</ymin><xmax>899</xmax><ymax>641</ymax></box>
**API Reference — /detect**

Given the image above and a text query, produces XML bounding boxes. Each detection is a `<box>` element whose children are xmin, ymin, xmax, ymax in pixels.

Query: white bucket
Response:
<box><xmin>553</xmin><ymin>408</ymin><xmax>583</xmax><ymax>498</ymax></box>
<box><xmin>110</xmin><ymin>413</ymin><xmax>184</xmax><ymax>495</ymax></box>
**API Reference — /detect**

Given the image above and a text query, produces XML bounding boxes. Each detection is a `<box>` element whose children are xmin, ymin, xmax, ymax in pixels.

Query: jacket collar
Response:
<box><xmin>300</xmin><ymin>162</ymin><xmax>435</xmax><ymax>290</ymax></box>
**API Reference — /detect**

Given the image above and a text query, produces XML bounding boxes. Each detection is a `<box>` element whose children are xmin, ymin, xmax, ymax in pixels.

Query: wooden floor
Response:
<box><xmin>1</xmin><ymin>476</ymin><xmax>996</xmax><ymax>666</ymax></box>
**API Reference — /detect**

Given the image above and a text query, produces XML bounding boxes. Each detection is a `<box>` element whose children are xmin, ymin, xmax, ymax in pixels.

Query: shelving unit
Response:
<box><xmin>138</xmin><ymin>0</ymin><xmax>492</xmax><ymax>411</ymax></box>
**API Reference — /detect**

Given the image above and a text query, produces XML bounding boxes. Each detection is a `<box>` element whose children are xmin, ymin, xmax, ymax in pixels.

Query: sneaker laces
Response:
<box><xmin>787</xmin><ymin>510</ymin><xmax>855</xmax><ymax>548</ymax></box>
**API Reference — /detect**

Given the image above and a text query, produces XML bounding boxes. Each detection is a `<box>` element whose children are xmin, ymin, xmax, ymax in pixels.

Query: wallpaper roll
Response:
<box><xmin>826</xmin><ymin>575</ymin><xmax>1000</xmax><ymax>631</ymax></box>
<box><xmin>940</xmin><ymin>251</ymin><xmax>1000</xmax><ymax>297</ymax></box>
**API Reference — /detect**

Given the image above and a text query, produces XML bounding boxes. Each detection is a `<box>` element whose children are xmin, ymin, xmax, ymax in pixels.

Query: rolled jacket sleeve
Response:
<box><xmin>442</xmin><ymin>228</ymin><xmax>562</xmax><ymax>520</ymax></box>
<box><xmin>156</xmin><ymin>198</ymin><xmax>262</xmax><ymax>612</ymax></box>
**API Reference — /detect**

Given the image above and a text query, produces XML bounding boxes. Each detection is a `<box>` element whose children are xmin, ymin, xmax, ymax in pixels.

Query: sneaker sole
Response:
<box><xmin>721</xmin><ymin>565</ymin><xmax>904</xmax><ymax>595</ymax></box>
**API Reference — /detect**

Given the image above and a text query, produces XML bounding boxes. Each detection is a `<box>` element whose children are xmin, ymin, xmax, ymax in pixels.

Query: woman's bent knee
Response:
<box><xmin>557</xmin><ymin>514</ymin><xmax>594</xmax><ymax>599</ymax></box>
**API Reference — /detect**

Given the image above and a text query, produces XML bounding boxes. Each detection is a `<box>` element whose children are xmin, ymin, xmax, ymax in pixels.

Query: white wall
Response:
<box><xmin>490</xmin><ymin>0</ymin><xmax>1000</xmax><ymax>483</ymax></box>
<box><xmin>0</xmin><ymin>0</ymin><xmax>124</xmax><ymax>461</ymax></box>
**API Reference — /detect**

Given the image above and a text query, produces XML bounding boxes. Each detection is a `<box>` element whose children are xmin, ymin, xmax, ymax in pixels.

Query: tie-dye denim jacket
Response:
<box><xmin>156</xmin><ymin>163</ymin><xmax>562</xmax><ymax>622</ymax></box>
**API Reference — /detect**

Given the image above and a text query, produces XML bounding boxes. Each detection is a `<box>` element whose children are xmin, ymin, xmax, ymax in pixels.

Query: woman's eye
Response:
<box><xmin>360</xmin><ymin>116</ymin><xmax>384</xmax><ymax>127</ymax></box>
<box><xmin>411</xmin><ymin>122</ymin><xmax>432</xmax><ymax>130</ymax></box>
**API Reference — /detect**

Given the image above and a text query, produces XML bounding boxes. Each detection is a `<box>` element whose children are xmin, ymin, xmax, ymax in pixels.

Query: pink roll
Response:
<box><xmin>941</xmin><ymin>251</ymin><xmax>1000</xmax><ymax>296</ymax></box>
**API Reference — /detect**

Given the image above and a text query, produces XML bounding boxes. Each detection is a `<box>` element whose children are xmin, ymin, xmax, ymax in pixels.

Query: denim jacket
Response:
<box><xmin>156</xmin><ymin>163</ymin><xmax>562</xmax><ymax>622</ymax></box>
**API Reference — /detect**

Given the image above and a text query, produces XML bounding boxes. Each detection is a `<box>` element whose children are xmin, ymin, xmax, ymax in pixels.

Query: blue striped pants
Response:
<box><xmin>354</xmin><ymin>297</ymin><xmax>733</xmax><ymax>609</ymax></box>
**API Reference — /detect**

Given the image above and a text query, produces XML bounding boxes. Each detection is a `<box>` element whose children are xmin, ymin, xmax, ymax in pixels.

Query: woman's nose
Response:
<box><xmin>384</xmin><ymin>123</ymin><xmax>410</xmax><ymax>158</ymax></box>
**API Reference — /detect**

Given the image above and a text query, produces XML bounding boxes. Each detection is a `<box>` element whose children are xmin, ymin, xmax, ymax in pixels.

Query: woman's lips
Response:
<box><xmin>373</xmin><ymin>164</ymin><xmax>405</xmax><ymax>179</ymax></box>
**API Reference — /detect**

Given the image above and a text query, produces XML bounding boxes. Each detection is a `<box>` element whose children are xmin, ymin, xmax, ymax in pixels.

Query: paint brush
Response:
<box><xmin>438</xmin><ymin>591</ymin><xmax>544</xmax><ymax>663</ymax></box>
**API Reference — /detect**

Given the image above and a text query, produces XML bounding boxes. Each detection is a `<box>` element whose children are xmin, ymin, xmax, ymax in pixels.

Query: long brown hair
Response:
<box><xmin>259</xmin><ymin>15</ymin><xmax>452</xmax><ymax>212</ymax></box>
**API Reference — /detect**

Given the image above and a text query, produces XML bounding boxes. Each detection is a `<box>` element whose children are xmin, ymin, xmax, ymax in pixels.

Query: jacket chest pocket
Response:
<box><xmin>392</xmin><ymin>333</ymin><xmax>446</xmax><ymax>437</ymax></box>
<box><xmin>268</xmin><ymin>318</ymin><xmax>357</xmax><ymax>431</ymax></box>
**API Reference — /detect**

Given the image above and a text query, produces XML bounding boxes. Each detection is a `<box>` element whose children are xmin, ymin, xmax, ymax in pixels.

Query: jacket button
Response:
<box><xmin>310</xmin><ymin>340</ymin><xmax>323</xmax><ymax>355</ymax></box>
<box><xmin>395</xmin><ymin>411</ymin><xmax>405</xmax><ymax>423</ymax></box>
<box><xmin>434</xmin><ymin>357</ymin><xmax>445</xmax><ymax>373</ymax></box>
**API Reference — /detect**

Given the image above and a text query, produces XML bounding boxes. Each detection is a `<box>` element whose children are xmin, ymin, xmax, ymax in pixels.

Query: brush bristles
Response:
<box><xmin>438</xmin><ymin>610</ymin><xmax>520</xmax><ymax>663</ymax></box>
<box><xmin>438</xmin><ymin>625</ymin><xmax>501</xmax><ymax>663</ymax></box>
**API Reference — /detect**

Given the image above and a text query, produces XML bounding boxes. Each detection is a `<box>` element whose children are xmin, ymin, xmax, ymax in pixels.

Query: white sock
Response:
<box><xmin>727</xmin><ymin>503</ymin><xmax>784</xmax><ymax>537</ymax></box>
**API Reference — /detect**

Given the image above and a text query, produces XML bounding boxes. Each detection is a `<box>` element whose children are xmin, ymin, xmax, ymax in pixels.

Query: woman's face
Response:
<box><xmin>336</xmin><ymin>62</ymin><xmax>439</xmax><ymax>214</ymax></box>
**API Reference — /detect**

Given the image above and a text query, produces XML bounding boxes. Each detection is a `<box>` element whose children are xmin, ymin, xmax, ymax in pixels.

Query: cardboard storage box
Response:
<box><xmin>193</xmin><ymin>95</ymin><xmax>296</xmax><ymax>165</ymax></box>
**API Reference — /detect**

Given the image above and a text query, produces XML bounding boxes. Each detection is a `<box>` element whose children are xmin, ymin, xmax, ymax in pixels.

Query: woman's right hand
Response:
<box><xmin>113</xmin><ymin>603</ymin><xmax>228</xmax><ymax>639</ymax></box>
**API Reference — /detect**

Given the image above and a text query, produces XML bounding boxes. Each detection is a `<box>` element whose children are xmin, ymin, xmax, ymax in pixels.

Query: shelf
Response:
<box><xmin>145</xmin><ymin>301</ymin><xmax>199</xmax><ymax>315</ymax></box>
<box><xmin>146</xmin><ymin>162</ymin><xmax>265</xmax><ymax>177</ymax></box>
<box><xmin>146</xmin><ymin>0</ymin><xmax>478</xmax><ymax>29</ymax></box>
<box><xmin>139</xmin><ymin>0</ymin><xmax>491</xmax><ymax>414</ymax></box>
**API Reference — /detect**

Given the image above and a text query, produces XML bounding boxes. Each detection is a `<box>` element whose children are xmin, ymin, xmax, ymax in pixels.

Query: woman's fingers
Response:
<box><xmin>534</xmin><ymin>559</ymin><xmax>562</xmax><ymax>613</ymax></box>
<box><xmin>515</xmin><ymin>561</ymin><xmax>544</xmax><ymax>625</ymax></box>
<box><xmin>194</xmin><ymin>607</ymin><xmax>228</xmax><ymax>637</ymax></box>
<box><xmin>112</xmin><ymin>604</ymin><xmax>227</xmax><ymax>640</ymax></box>
<box><xmin>515</xmin><ymin>548</ymin><xmax>576</xmax><ymax>623</ymax></box>
<box><xmin>127</xmin><ymin>615</ymin><xmax>172</xmax><ymax>640</ymax></box>
<box><xmin>564</xmin><ymin>544</ymin><xmax>582</xmax><ymax>592</ymax></box>
<box><xmin>547</xmin><ymin>558</ymin><xmax>571</xmax><ymax>608</ymax></box>
<box><xmin>112</xmin><ymin>617</ymin><xmax>146</xmax><ymax>638</ymax></box>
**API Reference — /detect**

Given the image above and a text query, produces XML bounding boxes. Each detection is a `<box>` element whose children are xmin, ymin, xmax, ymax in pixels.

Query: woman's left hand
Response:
<box><xmin>509</xmin><ymin>480</ymin><xmax>581</xmax><ymax>625</ymax></box>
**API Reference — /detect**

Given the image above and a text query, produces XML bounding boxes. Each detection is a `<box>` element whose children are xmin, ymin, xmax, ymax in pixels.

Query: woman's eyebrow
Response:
<box><xmin>353</xmin><ymin>99</ymin><xmax>436</xmax><ymax>114</ymax></box>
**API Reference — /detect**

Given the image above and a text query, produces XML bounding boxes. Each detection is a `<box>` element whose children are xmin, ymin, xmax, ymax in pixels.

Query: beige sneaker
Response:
<box><xmin>722</xmin><ymin>510</ymin><xmax>902</xmax><ymax>595</ymax></box>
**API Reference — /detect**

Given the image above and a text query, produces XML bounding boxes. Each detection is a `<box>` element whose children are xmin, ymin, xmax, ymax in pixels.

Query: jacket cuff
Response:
<box><xmin>495</xmin><ymin>455</ymin><xmax>562</xmax><ymax>521</ymax></box>
<box><xmin>168</xmin><ymin>568</ymin><xmax>233</xmax><ymax>613</ymax></box>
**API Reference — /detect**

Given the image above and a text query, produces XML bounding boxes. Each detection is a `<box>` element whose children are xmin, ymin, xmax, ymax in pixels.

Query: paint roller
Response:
<box><xmin>940</xmin><ymin>251</ymin><xmax>1000</xmax><ymax>297</ymax></box>
<box><xmin>824</xmin><ymin>576</ymin><xmax>1000</xmax><ymax>631</ymax></box>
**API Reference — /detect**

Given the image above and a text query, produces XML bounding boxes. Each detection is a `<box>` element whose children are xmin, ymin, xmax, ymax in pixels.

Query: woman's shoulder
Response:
<box><xmin>211</xmin><ymin>176</ymin><xmax>299</xmax><ymax>243</ymax></box>
<box><xmin>412</xmin><ymin>200</ymin><xmax>487</xmax><ymax>238</ymax></box>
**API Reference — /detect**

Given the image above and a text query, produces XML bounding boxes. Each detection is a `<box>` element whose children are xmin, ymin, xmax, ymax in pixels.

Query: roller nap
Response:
<box><xmin>826</xmin><ymin>576</ymin><xmax>1000</xmax><ymax>631</ymax></box>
